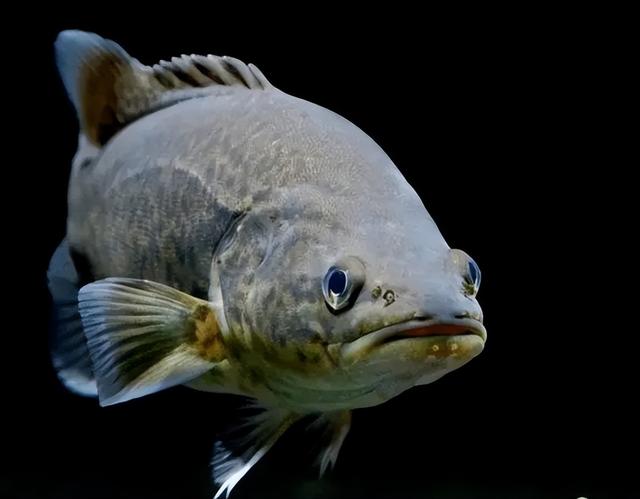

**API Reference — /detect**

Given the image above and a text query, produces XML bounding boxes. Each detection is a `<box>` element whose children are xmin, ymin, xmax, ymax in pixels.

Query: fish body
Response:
<box><xmin>49</xmin><ymin>31</ymin><xmax>486</xmax><ymax>496</ymax></box>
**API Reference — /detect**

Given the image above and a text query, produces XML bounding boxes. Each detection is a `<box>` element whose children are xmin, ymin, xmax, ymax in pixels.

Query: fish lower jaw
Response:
<box><xmin>271</xmin><ymin>337</ymin><xmax>485</xmax><ymax>411</ymax></box>
<box><xmin>337</xmin><ymin>318</ymin><xmax>486</xmax><ymax>362</ymax></box>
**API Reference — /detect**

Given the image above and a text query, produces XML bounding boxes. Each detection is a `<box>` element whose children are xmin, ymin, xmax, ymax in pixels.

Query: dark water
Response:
<box><xmin>3</xmin><ymin>9</ymin><xmax>633</xmax><ymax>499</ymax></box>
<box><xmin>5</xmin><ymin>379</ymin><xmax>633</xmax><ymax>499</ymax></box>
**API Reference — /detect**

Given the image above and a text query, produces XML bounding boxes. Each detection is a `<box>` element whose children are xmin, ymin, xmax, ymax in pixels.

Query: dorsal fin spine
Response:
<box><xmin>55</xmin><ymin>30</ymin><xmax>273</xmax><ymax>146</ymax></box>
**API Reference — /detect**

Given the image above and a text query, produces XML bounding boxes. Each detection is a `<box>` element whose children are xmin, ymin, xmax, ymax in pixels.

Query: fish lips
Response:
<box><xmin>339</xmin><ymin>318</ymin><xmax>487</xmax><ymax>364</ymax></box>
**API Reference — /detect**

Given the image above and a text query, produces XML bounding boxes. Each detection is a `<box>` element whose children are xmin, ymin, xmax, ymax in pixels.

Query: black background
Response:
<box><xmin>2</xmin><ymin>8</ymin><xmax>632</xmax><ymax>499</ymax></box>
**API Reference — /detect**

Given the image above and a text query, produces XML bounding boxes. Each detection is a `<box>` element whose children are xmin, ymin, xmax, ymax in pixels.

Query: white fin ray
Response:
<box><xmin>308</xmin><ymin>411</ymin><xmax>352</xmax><ymax>476</ymax></box>
<box><xmin>212</xmin><ymin>406</ymin><xmax>298</xmax><ymax>498</ymax></box>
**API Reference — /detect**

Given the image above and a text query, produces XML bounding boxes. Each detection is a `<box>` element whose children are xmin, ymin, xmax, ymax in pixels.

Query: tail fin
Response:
<box><xmin>54</xmin><ymin>30</ymin><xmax>272</xmax><ymax>147</ymax></box>
<box><xmin>47</xmin><ymin>239</ymin><xmax>97</xmax><ymax>397</ymax></box>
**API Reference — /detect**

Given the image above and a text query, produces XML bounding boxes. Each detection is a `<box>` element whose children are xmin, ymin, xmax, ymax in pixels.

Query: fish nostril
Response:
<box><xmin>413</xmin><ymin>314</ymin><xmax>434</xmax><ymax>321</ymax></box>
<box><xmin>456</xmin><ymin>311</ymin><xmax>482</xmax><ymax>322</ymax></box>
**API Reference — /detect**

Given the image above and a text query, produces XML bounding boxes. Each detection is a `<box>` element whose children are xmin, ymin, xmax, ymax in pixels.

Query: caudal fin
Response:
<box><xmin>47</xmin><ymin>239</ymin><xmax>97</xmax><ymax>397</ymax></box>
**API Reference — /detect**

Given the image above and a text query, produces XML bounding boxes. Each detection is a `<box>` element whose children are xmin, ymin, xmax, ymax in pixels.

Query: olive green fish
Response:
<box><xmin>48</xmin><ymin>30</ymin><xmax>487</xmax><ymax>497</ymax></box>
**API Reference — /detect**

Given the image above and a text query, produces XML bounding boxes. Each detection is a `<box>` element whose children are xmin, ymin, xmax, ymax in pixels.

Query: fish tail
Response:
<box><xmin>47</xmin><ymin>239</ymin><xmax>97</xmax><ymax>397</ymax></box>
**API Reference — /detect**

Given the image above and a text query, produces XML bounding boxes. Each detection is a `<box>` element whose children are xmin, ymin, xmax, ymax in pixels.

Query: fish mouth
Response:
<box><xmin>339</xmin><ymin>318</ymin><xmax>486</xmax><ymax>361</ymax></box>
<box><xmin>381</xmin><ymin>319</ymin><xmax>487</xmax><ymax>342</ymax></box>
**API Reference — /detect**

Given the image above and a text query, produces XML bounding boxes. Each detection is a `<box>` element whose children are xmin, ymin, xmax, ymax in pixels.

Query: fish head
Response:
<box><xmin>211</xmin><ymin>184</ymin><xmax>485</xmax><ymax>406</ymax></box>
<box><xmin>329</xmin><ymin>243</ymin><xmax>486</xmax><ymax>393</ymax></box>
<box><xmin>318</xmin><ymin>207</ymin><xmax>486</xmax><ymax>399</ymax></box>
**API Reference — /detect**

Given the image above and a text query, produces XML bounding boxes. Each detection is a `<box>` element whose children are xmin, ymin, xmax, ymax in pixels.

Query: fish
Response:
<box><xmin>48</xmin><ymin>30</ymin><xmax>487</xmax><ymax>497</ymax></box>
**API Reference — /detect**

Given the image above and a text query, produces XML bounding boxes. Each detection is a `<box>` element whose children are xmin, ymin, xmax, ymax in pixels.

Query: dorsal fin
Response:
<box><xmin>151</xmin><ymin>54</ymin><xmax>271</xmax><ymax>90</ymax></box>
<box><xmin>55</xmin><ymin>30</ymin><xmax>273</xmax><ymax>146</ymax></box>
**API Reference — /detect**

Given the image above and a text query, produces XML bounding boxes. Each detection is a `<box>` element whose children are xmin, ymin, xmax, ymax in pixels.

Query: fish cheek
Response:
<box><xmin>214</xmin><ymin>219</ymin><xmax>335</xmax><ymax>374</ymax></box>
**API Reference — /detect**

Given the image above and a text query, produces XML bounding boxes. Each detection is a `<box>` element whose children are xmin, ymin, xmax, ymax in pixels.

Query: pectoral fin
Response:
<box><xmin>77</xmin><ymin>277</ymin><xmax>225</xmax><ymax>406</ymax></box>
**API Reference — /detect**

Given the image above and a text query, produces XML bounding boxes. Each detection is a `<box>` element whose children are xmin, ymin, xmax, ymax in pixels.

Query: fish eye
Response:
<box><xmin>323</xmin><ymin>267</ymin><xmax>351</xmax><ymax>311</ymax></box>
<box><xmin>465</xmin><ymin>258</ymin><xmax>481</xmax><ymax>293</ymax></box>
<box><xmin>322</xmin><ymin>257</ymin><xmax>365</xmax><ymax>312</ymax></box>
<box><xmin>328</xmin><ymin>269</ymin><xmax>348</xmax><ymax>296</ymax></box>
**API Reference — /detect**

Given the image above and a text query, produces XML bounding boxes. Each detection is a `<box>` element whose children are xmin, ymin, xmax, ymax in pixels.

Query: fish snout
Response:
<box><xmin>416</xmin><ymin>290</ymin><xmax>484</xmax><ymax>324</ymax></box>
<box><xmin>410</xmin><ymin>294</ymin><xmax>486</xmax><ymax>340</ymax></box>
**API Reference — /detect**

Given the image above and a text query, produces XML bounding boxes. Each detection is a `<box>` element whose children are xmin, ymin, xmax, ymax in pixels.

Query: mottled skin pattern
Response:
<box><xmin>68</xmin><ymin>85</ymin><xmax>484</xmax><ymax>413</ymax></box>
